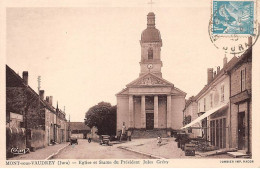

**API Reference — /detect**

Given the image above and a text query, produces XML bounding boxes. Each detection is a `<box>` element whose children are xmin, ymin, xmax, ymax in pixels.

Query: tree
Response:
<box><xmin>85</xmin><ymin>102</ymin><xmax>116</xmax><ymax>136</ymax></box>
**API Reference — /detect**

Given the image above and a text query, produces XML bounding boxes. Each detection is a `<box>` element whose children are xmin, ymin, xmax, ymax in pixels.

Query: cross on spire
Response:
<box><xmin>148</xmin><ymin>0</ymin><xmax>154</xmax><ymax>11</ymax></box>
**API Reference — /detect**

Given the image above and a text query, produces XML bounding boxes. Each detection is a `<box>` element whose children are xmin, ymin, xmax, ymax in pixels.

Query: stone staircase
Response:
<box><xmin>131</xmin><ymin>129</ymin><xmax>168</xmax><ymax>138</ymax></box>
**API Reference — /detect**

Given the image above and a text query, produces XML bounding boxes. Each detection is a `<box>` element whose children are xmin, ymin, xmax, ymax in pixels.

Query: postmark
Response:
<box><xmin>209</xmin><ymin>0</ymin><xmax>259</xmax><ymax>55</ymax></box>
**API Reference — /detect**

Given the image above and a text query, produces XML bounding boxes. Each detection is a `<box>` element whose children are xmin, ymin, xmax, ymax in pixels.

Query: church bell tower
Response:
<box><xmin>139</xmin><ymin>12</ymin><xmax>163</xmax><ymax>78</ymax></box>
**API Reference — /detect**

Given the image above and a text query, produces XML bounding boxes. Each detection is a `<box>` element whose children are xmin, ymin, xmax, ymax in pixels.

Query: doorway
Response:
<box><xmin>238</xmin><ymin>112</ymin><xmax>246</xmax><ymax>150</ymax></box>
<box><xmin>146</xmin><ymin>113</ymin><xmax>154</xmax><ymax>130</ymax></box>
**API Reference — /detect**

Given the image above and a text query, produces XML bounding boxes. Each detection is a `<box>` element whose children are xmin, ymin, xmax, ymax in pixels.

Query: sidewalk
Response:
<box><xmin>116</xmin><ymin>138</ymin><xmax>194</xmax><ymax>159</ymax></box>
<box><xmin>116</xmin><ymin>138</ymin><xmax>233</xmax><ymax>159</ymax></box>
<box><xmin>197</xmin><ymin>148</ymin><xmax>236</xmax><ymax>157</ymax></box>
<box><xmin>8</xmin><ymin>142</ymin><xmax>70</xmax><ymax>160</ymax></box>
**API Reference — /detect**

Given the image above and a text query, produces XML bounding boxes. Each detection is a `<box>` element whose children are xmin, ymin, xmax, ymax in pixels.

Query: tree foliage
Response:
<box><xmin>85</xmin><ymin>102</ymin><xmax>116</xmax><ymax>136</ymax></box>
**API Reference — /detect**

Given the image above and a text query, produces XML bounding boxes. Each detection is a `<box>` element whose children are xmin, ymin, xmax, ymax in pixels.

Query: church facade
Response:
<box><xmin>116</xmin><ymin>12</ymin><xmax>186</xmax><ymax>137</ymax></box>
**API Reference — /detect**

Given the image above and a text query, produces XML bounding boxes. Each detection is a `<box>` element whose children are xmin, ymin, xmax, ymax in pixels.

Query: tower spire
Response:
<box><xmin>147</xmin><ymin>12</ymin><xmax>155</xmax><ymax>28</ymax></box>
<box><xmin>140</xmin><ymin>12</ymin><xmax>162</xmax><ymax>78</ymax></box>
<box><xmin>148</xmin><ymin>0</ymin><xmax>154</xmax><ymax>12</ymax></box>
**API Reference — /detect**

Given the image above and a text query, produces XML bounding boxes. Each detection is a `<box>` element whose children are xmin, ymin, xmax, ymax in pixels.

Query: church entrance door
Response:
<box><xmin>146</xmin><ymin>113</ymin><xmax>154</xmax><ymax>130</ymax></box>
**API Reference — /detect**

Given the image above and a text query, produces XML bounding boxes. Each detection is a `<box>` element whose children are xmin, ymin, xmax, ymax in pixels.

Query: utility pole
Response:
<box><xmin>37</xmin><ymin>76</ymin><xmax>41</xmax><ymax>125</ymax></box>
<box><xmin>68</xmin><ymin>114</ymin><xmax>71</xmax><ymax>140</ymax></box>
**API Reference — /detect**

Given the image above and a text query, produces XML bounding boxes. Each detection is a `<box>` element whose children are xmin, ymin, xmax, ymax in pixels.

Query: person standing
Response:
<box><xmin>157</xmin><ymin>136</ymin><xmax>162</xmax><ymax>146</ymax></box>
<box><xmin>120</xmin><ymin>122</ymin><xmax>126</xmax><ymax>141</ymax></box>
<box><xmin>127</xmin><ymin>130</ymin><xmax>132</xmax><ymax>141</ymax></box>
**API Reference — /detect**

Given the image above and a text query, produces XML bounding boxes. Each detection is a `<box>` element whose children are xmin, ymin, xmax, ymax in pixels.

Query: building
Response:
<box><xmin>6</xmin><ymin>65</ymin><xmax>68</xmax><ymax>155</ymax></box>
<box><xmin>41</xmin><ymin>93</ymin><xmax>57</xmax><ymax>145</ymax></box>
<box><xmin>7</xmin><ymin>65</ymin><xmax>47</xmax><ymax>149</ymax></box>
<box><xmin>183</xmin><ymin>96</ymin><xmax>198</xmax><ymax>136</ymax></box>
<box><xmin>228</xmin><ymin>48</ymin><xmax>252</xmax><ymax>155</ymax></box>
<box><xmin>116</xmin><ymin>12</ymin><xmax>186</xmax><ymax>138</ymax></box>
<box><xmin>56</xmin><ymin>105</ymin><xmax>68</xmax><ymax>143</ymax></box>
<box><xmin>70</xmin><ymin>122</ymin><xmax>90</xmax><ymax>139</ymax></box>
<box><xmin>182</xmin><ymin>56</ymin><xmax>239</xmax><ymax>149</ymax></box>
<box><xmin>182</xmin><ymin>36</ymin><xmax>252</xmax><ymax>153</ymax></box>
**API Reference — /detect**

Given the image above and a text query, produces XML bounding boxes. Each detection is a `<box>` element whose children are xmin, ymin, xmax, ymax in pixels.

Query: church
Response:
<box><xmin>116</xmin><ymin>12</ymin><xmax>186</xmax><ymax>137</ymax></box>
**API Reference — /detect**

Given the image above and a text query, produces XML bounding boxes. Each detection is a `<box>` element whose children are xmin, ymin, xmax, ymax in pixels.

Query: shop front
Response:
<box><xmin>182</xmin><ymin>103</ymin><xmax>229</xmax><ymax>150</ymax></box>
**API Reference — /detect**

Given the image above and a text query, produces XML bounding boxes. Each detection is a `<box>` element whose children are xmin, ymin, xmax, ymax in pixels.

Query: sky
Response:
<box><xmin>6</xmin><ymin>0</ymin><xmax>233</xmax><ymax>122</ymax></box>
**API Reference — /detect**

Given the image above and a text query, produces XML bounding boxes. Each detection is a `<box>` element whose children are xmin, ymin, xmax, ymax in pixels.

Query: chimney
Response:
<box><xmin>214</xmin><ymin>71</ymin><xmax>216</xmax><ymax>78</ymax></box>
<box><xmin>49</xmin><ymin>96</ymin><xmax>53</xmax><ymax>106</ymax></box>
<box><xmin>46</xmin><ymin>96</ymin><xmax>49</xmax><ymax>103</ymax></box>
<box><xmin>223</xmin><ymin>55</ymin><xmax>228</xmax><ymax>67</ymax></box>
<box><xmin>248</xmin><ymin>36</ymin><xmax>252</xmax><ymax>46</ymax></box>
<box><xmin>207</xmin><ymin>68</ymin><xmax>214</xmax><ymax>84</ymax></box>
<box><xmin>217</xmin><ymin>66</ymin><xmax>220</xmax><ymax>74</ymax></box>
<box><xmin>39</xmin><ymin>90</ymin><xmax>44</xmax><ymax>100</ymax></box>
<box><xmin>22</xmin><ymin>71</ymin><xmax>28</xmax><ymax>85</ymax></box>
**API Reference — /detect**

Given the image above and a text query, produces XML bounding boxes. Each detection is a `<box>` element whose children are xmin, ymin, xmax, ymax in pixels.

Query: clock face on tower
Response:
<box><xmin>147</xmin><ymin>64</ymin><xmax>153</xmax><ymax>69</ymax></box>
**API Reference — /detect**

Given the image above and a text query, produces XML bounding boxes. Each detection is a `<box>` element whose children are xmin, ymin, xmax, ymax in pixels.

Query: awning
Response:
<box><xmin>181</xmin><ymin>103</ymin><xmax>228</xmax><ymax>129</ymax></box>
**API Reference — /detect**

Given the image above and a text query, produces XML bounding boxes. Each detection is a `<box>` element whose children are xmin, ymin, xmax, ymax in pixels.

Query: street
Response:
<box><xmin>8</xmin><ymin>138</ymin><xmax>232</xmax><ymax>160</ymax></box>
<box><xmin>52</xmin><ymin>139</ymin><xmax>151</xmax><ymax>159</ymax></box>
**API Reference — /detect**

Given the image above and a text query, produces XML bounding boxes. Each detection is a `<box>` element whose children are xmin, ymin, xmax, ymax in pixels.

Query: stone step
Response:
<box><xmin>131</xmin><ymin>129</ymin><xmax>168</xmax><ymax>138</ymax></box>
<box><xmin>227</xmin><ymin>151</ymin><xmax>250</xmax><ymax>158</ymax></box>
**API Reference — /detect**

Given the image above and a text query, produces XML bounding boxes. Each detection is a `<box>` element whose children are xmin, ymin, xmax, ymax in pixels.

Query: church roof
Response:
<box><xmin>141</xmin><ymin>12</ymin><xmax>162</xmax><ymax>43</ymax></box>
<box><xmin>141</xmin><ymin>28</ymin><xmax>162</xmax><ymax>43</ymax></box>
<box><xmin>116</xmin><ymin>73</ymin><xmax>186</xmax><ymax>96</ymax></box>
<box><xmin>126</xmin><ymin>72</ymin><xmax>173</xmax><ymax>87</ymax></box>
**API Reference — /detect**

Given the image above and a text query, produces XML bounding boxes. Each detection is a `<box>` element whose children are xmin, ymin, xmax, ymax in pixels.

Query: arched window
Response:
<box><xmin>148</xmin><ymin>48</ymin><xmax>153</xmax><ymax>59</ymax></box>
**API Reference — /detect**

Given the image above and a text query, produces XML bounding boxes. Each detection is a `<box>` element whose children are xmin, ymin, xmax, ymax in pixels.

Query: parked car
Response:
<box><xmin>70</xmin><ymin>136</ymin><xmax>78</xmax><ymax>145</ymax></box>
<box><xmin>100</xmin><ymin>135</ymin><xmax>110</xmax><ymax>145</ymax></box>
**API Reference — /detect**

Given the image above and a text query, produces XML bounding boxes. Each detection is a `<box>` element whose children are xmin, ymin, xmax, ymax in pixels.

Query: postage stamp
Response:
<box><xmin>209</xmin><ymin>0</ymin><xmax>259</xmax><ymax>55</ymax></box>
<box><xmin>212</xmin><ymin>1</ymin><xmax>254</xmax><ymax>34</ymax></box>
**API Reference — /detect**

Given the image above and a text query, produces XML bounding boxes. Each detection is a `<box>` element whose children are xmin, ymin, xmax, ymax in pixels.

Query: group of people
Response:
<box><xmin>120</xmin><ymin>122</ymin><xmax>163</xmax><ymax>146</ymax></box>
<box><xmin>119</xmin><ymin>122</ymin><xmax>132</xmax><ymax>141</ymax></box>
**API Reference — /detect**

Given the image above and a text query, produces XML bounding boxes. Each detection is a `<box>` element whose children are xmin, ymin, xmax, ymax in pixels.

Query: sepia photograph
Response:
<box><xmin>1</xmin><ymin>0</ymin><xmax>260</xmax><ymax>168</ymax></box>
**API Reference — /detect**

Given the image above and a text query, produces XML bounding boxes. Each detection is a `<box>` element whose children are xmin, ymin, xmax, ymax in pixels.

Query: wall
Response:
<box><xmin>171</xmin><ymin>96</ymin><xmax>185</xmax><ymax>130</ymax></box>
<box><xmin>197</xmin><ymin>76</ymin><xmax>230</xmax><ymax>113</ymax></box>
<box><xmin>158</xmin><ymin>96</ymin><xmax>167</xmax><ymax>128</ymax></box>
<box><xmin>6</xmin><ymin>127</ymin><xmax>26</xmax><ymax>158</ymax></box>
<box><xmin>184</xmin><ymin>101</ymin><xmax>201</xmax><ymax>137</ymax></box>
<box><xmin>129</xmin><ymin>87</ymin><xmax>172</xmax><ymax>94</ymax></box>
<box><xmin>196</xmin><ymin>75</ymin><xmax>230</xmax><ymax>148</ymax></box>
<box><xmin>141</xmin><ymin>43</ymin><xmax>161</xmax><ymax>61</ymax></box>
<box><xmin>55</xmin><ymin>113</ymin><xmax>67</xmax><ymax>143</ymax></box>
<box><xmin>134</xmin><ymin>96</ymin><xmax>141</xmax><ymax>128</ymax></box>
<box><xmin>145</xmin><ymin>96</ymin><xmax>154</xmax><ymax>110</ymax></box>
<box><xmin>140</xmin><ymin>42</ymin><xmax>162</xmax><ymax>76</ymax></box>
<box><xmin>66</xmin><ymin>122</ymin><xmax>70</xmax><ymax>142</ymax></box>
<box><xmin>116</xmin><ymin>96</ymin><xmax>129</xmax><ymax>134</ymax></box>
<box><xmin>6</xmin><ymin>84</ymin><xmax>47</xmax><ymax>148</ymax></box>
<box><xmin>30</xmin><ymin>129</ymin><xmax>46</xmax><ymax>149</ymax></box>
<box><xmin>184</xmin><ymin>101</ymin><xmax>197</xmax><ymax>120</ymax></box>
<box><xmin>230</xmin><ymin>62</ymin><xmax>252</xmax><ymax>96</ymax></box>
<box><xmin>45</xmin><ymin>108</ymin><xmax>55</xmax><ymax>145</ymax></box>
<box><xmin>230</xmin><ymin>60</ymin><xmax>252</xmax><ymax>152</ymax></box>
<box><xmin>191</xmin><ymin>102</ymin><xmax>198</xmax><ymax>121</ymax></box>
<box><xmin>59</xmin><ymin>119</ymin><xmax>67</xmax><ymax>143</ymax></box>
<box><xmin>6</xmin><ymin>87</ymin><xmax>26</xmax><ymax>115</ymax></box>
<box><xmin>71</xmin><ymin>133</ymin><xmax>84</xmax><ymax>139</ymax></box>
